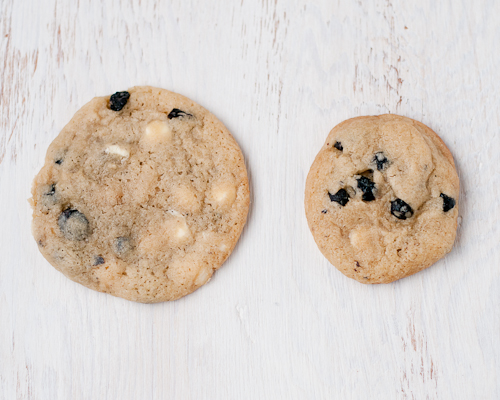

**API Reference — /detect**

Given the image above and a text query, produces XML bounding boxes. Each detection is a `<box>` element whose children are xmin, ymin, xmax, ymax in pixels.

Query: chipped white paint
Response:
<box><xmin>1</xmin><ymin>0</ymin><xmax>499</xmax><ymax>399</ymax></box>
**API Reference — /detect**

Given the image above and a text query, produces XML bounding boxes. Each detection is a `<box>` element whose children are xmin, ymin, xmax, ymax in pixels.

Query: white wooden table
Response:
<box><xmin>1</xmin><ymin>0</ymin><xmax>499</xmax><ymax>398</ymax></box>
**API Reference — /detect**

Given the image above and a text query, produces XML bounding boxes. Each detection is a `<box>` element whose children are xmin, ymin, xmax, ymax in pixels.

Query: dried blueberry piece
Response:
<box><xmin>373</xmin><ymin>152</ymin><xmax>389</xmax><ymax>171</ymax></box>
<box><xmin>114</xmin><ymin>236</ymin><xmax>133</xmax><ymax>256</ymax></box>
<box><xmin>391</xmin><ymin>199</ymin><xmax>413</xmax><ymax>220</ymax></box>
<box><xmin>45</xmin><ymin>184</ymin><xmax>56</xmax><ymax>196</ymax></box>
<box><xmin>167</xmin><ymin>108</ymin><xmax>193</xmax><ymax>119</ymax></box>
<box><xmin>328</xmin><ymin>189</ymin><xmax>350</xmax><ymax>206</ymax></box>
<box><xmin>440</xmin><ymin>193</ymin><xmax>456</xmax><ymax>212</ymax></box>
<box><xmin>321</xmin><ymin>209</ymin><xmax>328</xmax><ymax>214</ymax></box>
<box><xmin>58</xmin><ymin>209</ymin><xmax>90</xmax><ymax>241</ymax></box>
<box><xmin>93</xmin><ymin>256</ymin><xmax>105</xmax><ymax>266</ymax></box>
<box><xmin>42</xmin><ymin>184</ymin><xmax>58</xmax><ymax>207</ymax></box>
<box><xmin>55</xmin><ymin>159</ymin><xmax>63</xmax><ymax>165</ymax></box>
<box><xmin>109</xmin><ymin>91</ymin><xmax>130</xmax><ymax>111</ymax></box>
<box><xmin>333</xmin><ymin>141</ymin><xmax>343</xmax><ymax>151</ymax></box>
<box><xmin>356</xmin><ymin>176</ymin><xmax>376</xmax><ymax>201</ymax></box>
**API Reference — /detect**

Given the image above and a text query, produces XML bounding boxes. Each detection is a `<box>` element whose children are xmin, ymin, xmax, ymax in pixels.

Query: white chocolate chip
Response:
<box><xmin>194</xmin><ymin>266</ymin><xmax>212</xmax><ymax>286</ymax></box>
<box><xmin>211</xmin><ymin>183</ymin><xmax>237</xmax><ymax>208</ymax></box>
<box><xmin>172</xmin><ymin>186</ymin><xmax>201</xmax><ymax>212</ymax></box>
<box><xmin>138</xmin><ymin>211</ymin><xmax>192</xmax><ymax>254</ymax></box>
<box><xmin>349</xmin><ymin>226</ymin><xmax>384</xmax><ymax>264</ymax></box>
<box><xmin>175</xmin><ymin>224</ymin><xmax>190</xmax><ymax>239</ymax></box>
<box><xmin>143</xmin><ymin>120</ymin><xmax>173</xmax><ymax>145</ymax></box>
<box><xmin>105</xmin><ymin>144</ymin><xmax>129</xmax><ymax>158</ymax></box>
<box><xmin>167</xmin><ymin>210</ymin><xmax>191</xmax><ymax>242</ymax></box>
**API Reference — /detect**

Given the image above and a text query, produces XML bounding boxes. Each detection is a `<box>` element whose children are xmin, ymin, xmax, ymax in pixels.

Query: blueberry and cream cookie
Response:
<box><xmin>31</xmin><ymin>86</ymin><xmax>250</xmax><ymax>302</ymax></box>
<box><xmin>305</xmin><ymin>115</ymin><xmax>459</xmax><ymax>283</ymax></box>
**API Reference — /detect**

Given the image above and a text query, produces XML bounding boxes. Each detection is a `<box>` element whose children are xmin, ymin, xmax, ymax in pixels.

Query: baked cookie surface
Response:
<box><xmin>31</xmin><ymin>86</ymin><xmax>250</xmax><ymax>302</ymax></box>
<box><xmin>305</xmin><ymin>115</ymin><xmax>459</xmax><ymax>283</ymax></box>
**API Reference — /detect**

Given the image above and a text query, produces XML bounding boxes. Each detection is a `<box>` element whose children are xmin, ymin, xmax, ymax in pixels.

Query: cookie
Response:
<box><xmin>305</xmin><ymin>115</ymin><xmax>459</xmax><ymax>283</ymax></box>
<box><xmin>31</xmin><ymin>86</ymin><xmax>250</xmax><ymax>302</ymax></box>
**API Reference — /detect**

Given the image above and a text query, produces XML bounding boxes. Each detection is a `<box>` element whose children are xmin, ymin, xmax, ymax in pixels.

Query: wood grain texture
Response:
<box><xmin>1</xmin><ymin>0</ymin><xmax>499</xmax><ymax>398</ymax></box>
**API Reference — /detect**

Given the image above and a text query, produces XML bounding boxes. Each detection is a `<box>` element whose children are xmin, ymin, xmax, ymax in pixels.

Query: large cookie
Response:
<box><xmin>305</xmin><ymin>115</ymin><xmax>459</xmax><ymax>283</ymax></box>
<box><xmin>31</xmin><ymin>86</ymin><xmax>250</xmax><ymax>302</ymax></box>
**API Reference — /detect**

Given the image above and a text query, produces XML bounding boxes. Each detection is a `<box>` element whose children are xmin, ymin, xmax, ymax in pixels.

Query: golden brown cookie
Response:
<box><xmin>305</xmin><ymin>115</ymin><xmax>459</xmax><ymax>283</ymax></box>
<box><xmin>31</xmin><ymin>86</ymin><xmax>250</xmax><ymax>302</ymax></box>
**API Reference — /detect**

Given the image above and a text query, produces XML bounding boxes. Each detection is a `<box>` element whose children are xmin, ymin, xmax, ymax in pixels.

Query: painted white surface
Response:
<box><xmin>1</xmin><ymin>0</ymin><xmax>499</xmax><ymax>398</ymax></box>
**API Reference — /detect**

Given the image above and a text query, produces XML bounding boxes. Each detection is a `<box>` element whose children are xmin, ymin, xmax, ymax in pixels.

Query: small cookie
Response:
<box><xmin>305</xmin><ymin>115</ymin><xmax>459</xmax><ymax>283</ymax></box>
<box><xmin>31</xmin><ymin>86</ymin><xmax>250</xmax><ymax>302</ymax></box>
